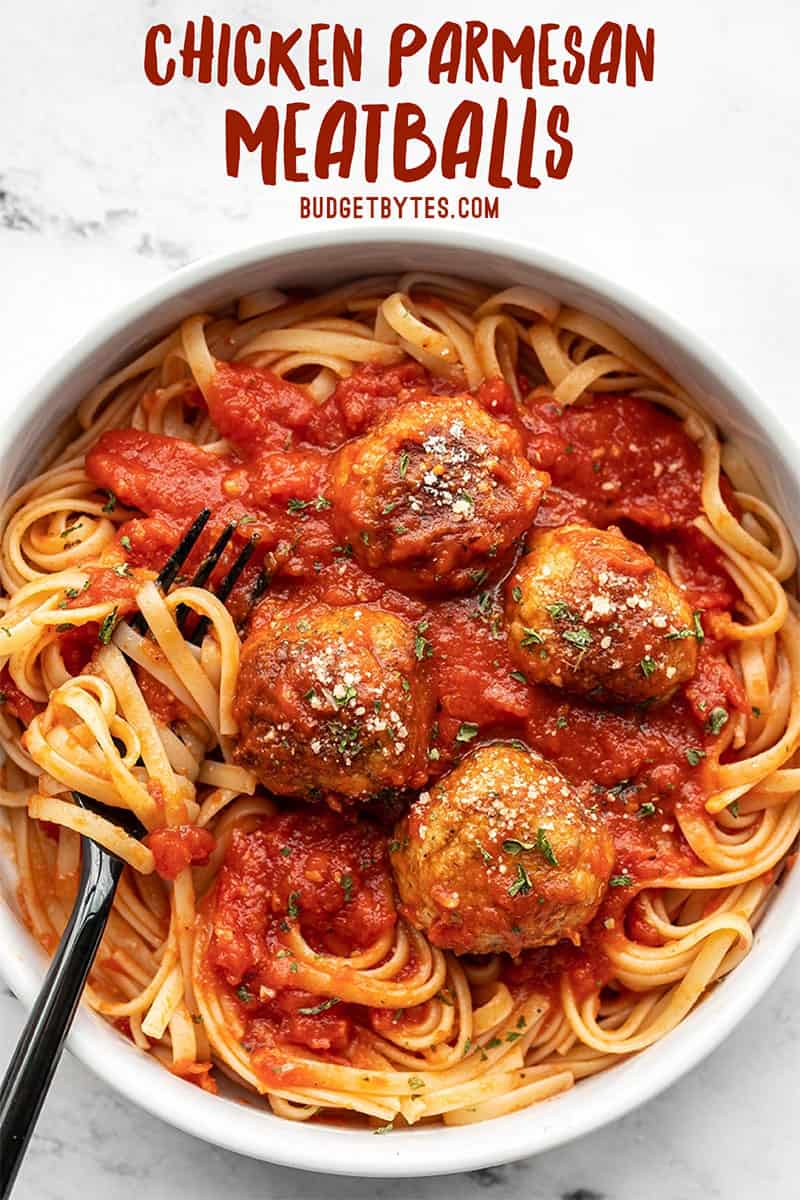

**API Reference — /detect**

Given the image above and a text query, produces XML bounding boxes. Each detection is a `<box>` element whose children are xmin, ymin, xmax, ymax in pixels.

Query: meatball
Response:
<box><xmin>391</xmin><ymin>745</ymin><xmax>614</xmax><ymax>956</ymax></box>
<box><xmin>329</xmin><ymin>394</ymin><xmax>548</xmax><ymax>594</ymax></box>
<box><xmin>506</xmin><ymin>524</ymin><xmax>697</xmax><ymax>703</ymax></box>
<box><xmin>233</xmin><ymin>603</ymin><xmax>433</xmax><ymax>802</ymax></box>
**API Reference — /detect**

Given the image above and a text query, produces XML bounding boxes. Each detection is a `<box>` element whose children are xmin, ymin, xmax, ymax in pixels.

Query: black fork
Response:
<box><xmin>0</xmin><ymin>509</ymin><xmax>261</xmax><ymax>1198</ymax></box>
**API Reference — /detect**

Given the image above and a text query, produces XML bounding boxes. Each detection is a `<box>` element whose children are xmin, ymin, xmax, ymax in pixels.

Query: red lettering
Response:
<box><xmin>284</xmin><ymin>103</ymin><xmax>310</xmax><ymax>181</ymax></box>
<box><xmin>589</xmin><ymin>22</ymin><xmax>623</xmax><ymax>83</ymax></box>
<box><xmin>441</xmin><ymin>102</ymin><xmax>483</xmax><ymax>179</ymax></box>
<box><xmin>315</xmin><ymin>102</ymin><xmax>356</xmax><ymax>178</ymax></box>
<box><xmin>393</xmin><ymin>104</ymin><xmax>436</xmax><ymax>182</ymax></box>
<box><xmin>225</xmin><ymin>107</ymin><xmax>278</xmax><ymax>184</ymax></box>
<box><xmin>233</xmin><ymin>25</ymin><xmax>264</xmax><ymax>85</ymax></box>
<box><xmin>546</xmin><ymin>106</ymin><xmax>573</xmax><ymax>179</ymax></box>
<box><xmin>143</xmin><ymin>25</ymin><xmax>175</xmax><ymax>86</ymax></box>
<box><xmin>564</xmin><ymin>26</ymin><xmax>584</xmax><ymax>84</ymax></box>
<box><xmin>625</xmin><ymin>25</ymin><xmax>654</xmax><ymax>85</ymax></box>
<box><xmin>517</xmin><ymin>99</ymin><xmax>540</xmax><ymax>188</ymax></box>
<box><xmin>269</xmin><ymin>30</ymin><xmax>304</xmax><ymax>90</ymax></box>
<box><xmin>388</xmin><ymin>24</ymin><xmax>426</xmax><ymax>87</ymax></box>
<box><xmin>181</xmin><ymin>16</ymin><xmax>214</xmax><ymax>83</ymax></box>
<box><xmin>487</xmin><ymin>98</ymin><xmax>512</xmax><ymax>189</ymax></box>
<box><xmin>363</xmin><ymin>104</ymin><xmax>389</xmax><ymax>183</ymax></box>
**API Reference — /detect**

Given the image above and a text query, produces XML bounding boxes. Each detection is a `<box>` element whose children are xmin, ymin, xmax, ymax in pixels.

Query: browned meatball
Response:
<box><xmin>391</xmin><ymin>745</ymin><xmax>614</xmax><ymax>956</ymax></box>
<box><xmin>329</xmin><ymin>395</ymin><xmax>548</xmax><ymax>595</ymax></box>
<box><xmin>506</xmin><ymin>524</ymin><xmax>697</xmax><ymax>703</ymax></box>
<box><xmin>233</xmin><ymin>603</ymin><xmax>434</xmax><ymax>802</ymax></box>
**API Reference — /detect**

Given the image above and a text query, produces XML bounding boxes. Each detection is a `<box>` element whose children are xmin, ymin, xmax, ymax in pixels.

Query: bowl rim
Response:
<box><xmin>2</xmin><ymin>225</ymin><xmax>800</xmax><ymax>1177</ymax></box>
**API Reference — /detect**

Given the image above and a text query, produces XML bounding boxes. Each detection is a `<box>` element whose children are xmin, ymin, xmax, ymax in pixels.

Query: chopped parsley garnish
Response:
<box><xmin>535</xmin><ymin>827</ymin><xmax>559</xmax><ymax>866</ymax></box>
<box><xmin>407</xmin><ymin>1075</ymin><xmax>425</xmax><ymax>1090</ymax></box>
<box><xmin>64</xmin><ymin>580</ymin><xmax>89</xmax><ymax>599</ymax></box>
<box><xmin>637</xmin><ymin>801</ymin><xmax>656</xmax><ymax>819</ymax></box>
<box><xmin>665</xmin><ymin>611</ymin><xmax>704</xmax><ymax>642</ymax></box>
<box><xmin>373</xmin><ymin>1123</ymin><xmax>394</xmax><ymax>1135</ymax></box>
<box><xmin>98</xmin><ymin>607</ymin><xmax>118</xmax><ymax>645</ymax></box>
<box><xmin>113</xmin><ymin>562</ymin><xmax>132</xmax><ymax>577</ymax></box>
<box><xmin>685</xmin><ymin>748</ymin><xmax>706</xmax><ymax>767</ymax></box>
<box><xmin>546</xmin><ymin>601</ymin><xmax>576</xmax><ymax>622</ymax></box>
<box><xmin>556</xmin><ymin>715</ymin><xmax>568</xmax><ymax>730</ymax></box>
<box><xmin>60</xmin><ymin>522</ymin><xmax>83</xmax><ymax>539</ymax></box>
<box><xmin>238</xmin><ymin>514</ymin><xmax>257</xmax><ymax>526</ymax></box>
<box><xmin>334</xmin><ymin>683</ymin><xmax>358</xmax><ymax>708</ymax></box>
<box><xmin>512</xmin><ymin>585</ymin><xmax>522</xmax><ymax>603</ymax></box>
<box><xmin>399</xmin><ymin>449</ymin><xmax>409</xmax><ymax>478</ymax></box>
<box><xmin>608</xmin><ymin>778</ymin><xmax>634</xmax><ymax>798</ymax></box>
<box><xmin>388</xmin><ymin>839</ymin><xmax>401</xmax><ymax>854</ymax></box>
<box><xmin>279</xmin><ymin>845</ymin><xmax>291</xmax><ymax>857</ymax></box>
<box><xmin>332</xmin><ymin>543</ymin><xmax>353</xmax><ymax>558</ymax></box>
<box><xmin>414</xmin><ymin>620</ymin><xmax>433</xmax><ymax>661</ymax></box>
<box><xmin>640</xmin><ymin>657</ymin><xmax>657</xmax><ymax>678</ymax></box>
<box><xmin>289</xmin><ymin>496</ymin><xmax>333</xmax><ymax>516</ymax></box>
<box><xmin>706</xmin><ymin>706</ymin><xmax>729</xmax><ymax>735</ymax></box>
<box><xmin>120</xmin><ymin>535</ymin><xmax>132</xmax><ymax>550</ymax></box>
<box><xmin>287</xmin><ymin>891</ymin><xmax>301</xmax><ymax>919</ymax></box>
<box><xmin>476</xmin><ymin>842</ymin><xmax>493</xmax><ymax>864</ymax></box>
<box><xmin>102</xmin><ymin>490</ymin><xmax>117</xmax><ymax>513</ymax></box>
<box><xmin>508</xmin><ymin>862</ymin><xmax>533</xmax><ymax>898</ymax></box>
<box><xmin>456</xmin><ymin>722</ymin><xmax>479</xmax><ymax>743</ymax></box>
<box><xmin>609</xmin><ymin>874</ymin><xmax>633</xmax><ymax>888</ymax></box>
<box><xmin>476</xmin><ymin>591</ymin><xmax>493</xmax><ymax>617</ymax></box>
<box><xmin>297</xmin><ymin>997</ymin><xmax>340</xmax><ymax>1015</ymax></box>
<box><xmin>520</xmin><ymin>627</ymin><xmax>544</xmax><ymax>647</ymax></box>
<box><xmin>340</xmin><ymin>873</ymin><xmax>354</xmax><ymax>903</ymax></box>
<box><xmin>382</xmin><ymin>499</ymin><xmax>402</xmax><ymax>515</ymax></box>
<box><xmin>752</xmin><ymin>706</ymin><xmax>761</xmax><ymax>717</ymax></box>
<box><xmin>563</xmin><ymin>627</ymin><xmax>592</xmax><ymax>649</ymax></box>
<box><xmin>510</xmin><ymin>670</ymin><xmax>527</xmax><ymax>684</ymax></box>
<box><xmin>728</xmin><ymin>800</ymin><xmax>740</xmax><ymax>818</ymax></box>
<box><xmin>470</xmin><ymin>568</ymin><xmax>489</xmax><ymax>587</ymax></box>
<box><xmin>503</xmin><ymin>829</ymin><xmax>558</xmax><ymax>867</ymax></box>
<box><xmin>327</xmin><ymin>720</ymin><xmax>363</xmax><ymax>759</ymax></box>
<box><xmin>427</xmin><ymin>747</ymin><xmax>440</xmax><ymax>761</ymax></box>
<box><xmin>236</xmin><ymin>984</ymin><xmax>253</xmax><ymax>1003</ymax></box>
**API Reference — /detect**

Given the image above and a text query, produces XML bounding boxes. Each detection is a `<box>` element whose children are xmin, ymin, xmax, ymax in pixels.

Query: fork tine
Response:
<box><xmin>128</xmin><ymin>508</ymin><xmax>211</xmax><ymax>635</ymax></box>
<box><xmin>188</xmin><ymin>535</ymin><xmax>258</xmax><ymax>646</ymax></box>
<box><xmin>175</xmin><ymin>522</ymin><xmax>236</xmax><ymax>633</ymax></box>
<box><xmin>248</xmin><ymin>563</ymin><xmax>272</xmax><ymax>610</ymax></box>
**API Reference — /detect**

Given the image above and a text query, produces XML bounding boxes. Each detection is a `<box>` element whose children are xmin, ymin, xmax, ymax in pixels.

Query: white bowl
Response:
<box><xmin>2</xmin><ymin>229</ymin><xmax>799</xmax><ymax>1178</ymax></box>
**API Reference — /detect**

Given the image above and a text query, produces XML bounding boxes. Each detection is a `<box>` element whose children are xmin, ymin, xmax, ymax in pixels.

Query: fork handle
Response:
<box><xmin>0</xmin><ymin>838</ymin><xmax>122</xmax><ymax>1199</ymax></box>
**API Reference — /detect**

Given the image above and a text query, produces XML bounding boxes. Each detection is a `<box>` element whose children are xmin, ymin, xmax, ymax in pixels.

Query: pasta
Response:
<box><xmin>0</xmin><ymin>270</ymin><xmax>797</xmax><ymax>1131</ymax></box>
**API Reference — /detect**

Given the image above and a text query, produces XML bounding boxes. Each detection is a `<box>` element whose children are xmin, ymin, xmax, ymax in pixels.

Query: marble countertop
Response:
<box><xmin>2</xmin><ymin>3</ymin><xmax>800</xmax><ymax>1197</ymax></box>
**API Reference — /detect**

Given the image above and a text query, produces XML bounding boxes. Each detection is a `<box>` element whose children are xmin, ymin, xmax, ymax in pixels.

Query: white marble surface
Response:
<box><xmin>2</xmin><ymin>2</ymin><xmax>800</xmax><ymax>1196</ymax></box>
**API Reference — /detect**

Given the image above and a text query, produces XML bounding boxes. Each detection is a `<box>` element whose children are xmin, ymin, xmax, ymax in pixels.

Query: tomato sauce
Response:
<box><xmin>81</xmin><ymin>359</ymin><xmax>747</xmax><ymax>1026</ymax></box>
<box><xmin>144</xmin><ymin>825</ymin><xmax>216</xmax><ymax>880</ymax></box>
<box><xmin>0</xmin><ymin>666</ymin><xmax>41</xmax><ymax>726</ymax></box>
<box><xmin>208</xmin><ymin>809</ymin><xmax>396</xmax><ymax>1061</ymax></box>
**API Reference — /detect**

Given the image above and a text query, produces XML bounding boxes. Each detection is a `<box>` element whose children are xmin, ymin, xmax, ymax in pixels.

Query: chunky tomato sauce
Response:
<box><xmin>83</xmin><ymin>359</ymin><xmax>747</xmax><ymax>1037</ymax></box>
<box><xmin>144</xmin><ymin>825</ymin><xmax>216</xmax><ymax>880</ymax></box>
<box><xmin>207</xmin><ymin>809</ymin><xmax>396</xmax><ymax>1061</ymax></box>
